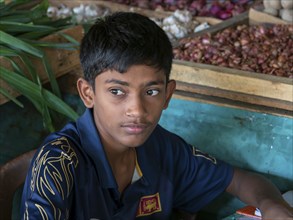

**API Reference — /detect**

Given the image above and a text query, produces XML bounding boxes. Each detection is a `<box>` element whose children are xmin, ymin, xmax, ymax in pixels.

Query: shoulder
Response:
<box><xmin>21</xmin><ymin>136</ymin><xmax>79</xmax><ymax>218</ymax></box>
<box><xmin>30</xmin><ymin>136</ymin><xmax>79</xmax><ymax>191</ymax></box>
<box><xmin>148</xmin><ymin>125</ymin><xmax>193</xmax><ymax>160</ymax></box>
<box><xmin>152</xmin><ymin>125</ymin><xmax>187</xmax><ymax>144</ymax></box>
<box><xmin>151</xmin><ymin>125</ymin><xmax>220</xmax><ymax>165</ymax></box>
<box><xmin>35</xmin><ymin>136</ymin><xmax>79</xmax><ymax>167</ymax></box>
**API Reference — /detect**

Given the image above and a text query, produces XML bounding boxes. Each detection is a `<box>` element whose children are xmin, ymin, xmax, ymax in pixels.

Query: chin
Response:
<box><xmin>122</xmin><ymin>136</ymin><xmax>149</xmax><ymax>148</ymax></box>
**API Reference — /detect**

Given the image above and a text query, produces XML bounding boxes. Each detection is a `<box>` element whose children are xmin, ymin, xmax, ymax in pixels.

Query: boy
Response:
<box><xmin>20</xmin><ymin>12</ymin><xmax>292</xmax><ymax>219</ymax></box>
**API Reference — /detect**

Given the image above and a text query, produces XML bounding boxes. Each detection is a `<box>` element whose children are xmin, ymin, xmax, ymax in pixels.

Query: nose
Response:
<box><xmin>125</xmin><ymin>95</ymin><xmax>147</xmax><ymax>118</ymax></box>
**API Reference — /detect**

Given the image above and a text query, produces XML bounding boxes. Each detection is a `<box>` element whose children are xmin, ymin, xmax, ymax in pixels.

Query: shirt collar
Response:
<box><xmin>76</xmin><ymin>108</ymin><xmax>162</xmax><ymax>190</ymax></box>
<box><xmin>76</xmin><ymin>108</ymin><xmax>117</xmax><ymax>189</ymax></box>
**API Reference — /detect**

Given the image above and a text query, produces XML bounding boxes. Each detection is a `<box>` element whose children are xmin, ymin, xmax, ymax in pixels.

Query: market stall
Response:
<box><xmin>0</xmin><ymin>0</ymin><xmax>292</xmax><ymax>219</ymax></box>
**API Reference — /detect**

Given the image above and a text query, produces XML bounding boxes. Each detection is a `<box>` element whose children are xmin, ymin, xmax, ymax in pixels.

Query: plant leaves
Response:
<box><xmin>0</xmin><ymin>21</ymin><xmax>56</xmax><ymax>33</ymax></box>
<box><xmin>0</xmin><ymin>87</ymin><xmax>24</xmax><ymax>108</ymax></box>
<box><xmin>0</xmin><ymin>30</ymin><xmax>44</xmax><ymax>57</ymax></box>
<box><xmin>0</xmin><ymin>66</ymin><xmax>79</xmax><ymax>121</ymax></box>
<box><xmin>42</xmin><ymin>54</ymin><xmax>61</xmax><ymax>98</ymax></box>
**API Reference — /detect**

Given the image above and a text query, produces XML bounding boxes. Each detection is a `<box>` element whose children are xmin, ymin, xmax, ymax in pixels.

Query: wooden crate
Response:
<box><xmin>0</xmin><ymin>25</ymin><xmax>84</xmax><ymax>105</ymax></box>
<box><xmin>171</xmin><ymin>9</ymin><xmax>293</xmax><ymax>117</ymax></box>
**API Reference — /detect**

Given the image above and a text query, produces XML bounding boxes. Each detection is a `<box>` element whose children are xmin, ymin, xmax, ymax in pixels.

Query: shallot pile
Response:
<box><xmin>110</xmin><ymin>0</ymin><xmax>259</xmax><ymax>19</ymax></box>
<box><xmin>173</xmin><ymin>24</ymin><xmax>293</xmax><ymax>78</ymax></box>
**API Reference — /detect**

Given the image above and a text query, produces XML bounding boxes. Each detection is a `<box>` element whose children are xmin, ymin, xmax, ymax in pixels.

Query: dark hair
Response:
<box><xmin>79</xmin><ymin>12</ymin><xmax>173</xmax><ymax>87</ymax></box>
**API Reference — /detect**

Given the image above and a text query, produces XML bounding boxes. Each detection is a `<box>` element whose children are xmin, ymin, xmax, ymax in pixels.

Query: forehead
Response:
<box><xmin>96</xmin><ymin>65</ymin><xmax>166</xmax><ymax>85</ymax></box>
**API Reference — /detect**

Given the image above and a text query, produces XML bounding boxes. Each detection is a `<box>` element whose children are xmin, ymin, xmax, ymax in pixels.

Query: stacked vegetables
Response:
<box><xmin>263</xmin><ymin>0</ymin><xmax>293</xmax><ymax>22</ymax></box>
<box><xmin>173</xmin><ymin>24</ymin><xmax>293</xmax><ymax>78</ymax></box>
<box><xmin>109</xmin><ymin>0</ymin><xmax>260</xmax><ymax>19</ymax></box>
<box><xmin>47</xmin><ymin>3</ymin><xmax>213</xmax><ymax>42</ymax></box>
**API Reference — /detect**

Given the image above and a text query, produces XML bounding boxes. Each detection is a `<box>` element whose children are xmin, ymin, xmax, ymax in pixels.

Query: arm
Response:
<box><xmin>20</xmin><ymin>139</ymin><xmax>78</xmax><ymax>220</ymax></box>
<box><xmin>226</xmin><ymin>167</ymin><xmax>293</xmax><ymax>219</ymax></box>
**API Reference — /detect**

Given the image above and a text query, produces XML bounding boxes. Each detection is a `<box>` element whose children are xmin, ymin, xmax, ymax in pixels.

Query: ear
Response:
<box><xmin>163</xmin><ymin>80</ymin><xmax>176</xmax><ymax>109</ymax></box>
<box><xmin>77</xmin><ymin>78</ymin><xmax>94</xmax><ymax>108</ymax></box>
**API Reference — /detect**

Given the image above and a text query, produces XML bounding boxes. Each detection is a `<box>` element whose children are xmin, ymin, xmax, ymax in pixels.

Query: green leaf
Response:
<box><xmin>58</xmin><ymin>32</ymin><xmax>80</xmax><ymax>46</ymax></box>
<box><xmin>0</xmin><ymin>30</ymin><xmax>44</xmax><ymax>57</ymax></box>
<box><xmin>0</xmin><ymin>14</ymin><xmax>31</xmax><ymax>23</ymax></box>
<box><xmin>29</xmin><ymin>0</ymin><xmax>49</xmax><ymax>20</ymax></box>
<box><xmin>0</xmin><ymin>21</ymin><xmax>56</xmax><ymax>33</ymax></box>
<box><xmin>0</xmin><ymin>66</ymin><xmax>79</xmax><ymax>121</ymax></box>
<box><xmin>26</xmin><ymin>41</ymin><xmax>78</xmax><ymax>49</ymax></box>
<box><xmin>0</xmin><ymin>87</ymin><xmax>24</xmax><ymax>108</ymax></box>
<box><xmin>25</xmin><ymin>94</ymin><xmax>55</xmax><ymax>132</ymax></box>
<box><xmin>4</xmin><ymin>51</ymin><xmax>39</xmax><ymax>83</ymax></box>
<box><xmin>42</xmin><ymin>54</ymin><xmax>61</xmax><ymax>98</ymax></box>
<box><xmin>17</xmin><ymin>29</ymin><xmax>59</xmax><ymax>40</ymax></box>
<box><xmin>0</xmin><ymin>46</ymin><xmax>19</xmax><ymax>56</ymax></box>
<box><xmin>33</xmin><ymin>17</ymin><xmax>72</xmax><ymax>27</ymax></box>
<box><xmin>0</xmin><ymin>0</ymin><xmax>32</xmax><ymax>12</ymax></box>
<box><xmin>6</xmin><ymin>57</ymin><xmax>24</xmax><ymax>75</ymax></box>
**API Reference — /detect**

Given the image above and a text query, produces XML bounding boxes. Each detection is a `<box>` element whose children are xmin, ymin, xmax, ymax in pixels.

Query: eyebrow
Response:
<box><xmin>105</xmin><ymin>79</ymin><xmax>129</xmax><ymax>86</ymax></box>
<box><xmin>105</xmin><ymin>79</ymin><xmax>165</xmax><ymax>87</ymax></box>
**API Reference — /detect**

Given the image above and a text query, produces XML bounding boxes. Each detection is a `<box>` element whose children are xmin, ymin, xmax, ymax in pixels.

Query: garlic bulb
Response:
<box><xmin>281</xmin><ymin>0</ymin><xmax>293</xmax><ymax>9</ymax></box>
<box><xmin>279</xmin><ymin>9</ymin><xmax>293</xmax><ymax>22</ymax></box>
<box><xmin>264</xmin><ymin>8</ymin><xmax>279</xmax><ymax>16</ymax></box>
<box><xmin>268</xmin><ymin>0</ymin><xmax>282</xmax><ymax>9</ymax></box>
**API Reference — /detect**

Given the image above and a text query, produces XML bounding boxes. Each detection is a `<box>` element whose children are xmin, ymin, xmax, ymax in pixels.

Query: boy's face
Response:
<box><xmin>77</xmin><ymin>65</ymin><xmax>176</xmax><ymax>151</ymax></box>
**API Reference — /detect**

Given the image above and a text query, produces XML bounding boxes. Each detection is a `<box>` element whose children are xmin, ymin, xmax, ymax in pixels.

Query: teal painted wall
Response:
<box><xmin>159</xmin><ymin>98</ymin><xmax>293</xmax><ymax>217</ymax></box>
<box><xmin>1</xmin><ymin>94</ymin><xmax>292</xmax><ymax>218</ymax></box>
<box><xmin>159</xmin><ymin>98</ymin><xmax>293</xmax><ymax>191</ymax></box>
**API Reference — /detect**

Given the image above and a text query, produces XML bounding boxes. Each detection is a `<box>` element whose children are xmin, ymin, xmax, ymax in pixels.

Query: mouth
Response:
<box><xmin>121</xmin><ymin>123</ymin><xmax>149</xmax><ymax>135</ymax></box>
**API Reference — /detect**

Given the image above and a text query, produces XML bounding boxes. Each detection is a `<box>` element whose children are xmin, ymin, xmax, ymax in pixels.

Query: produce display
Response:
<box><xmin>263</xmin><ymin>0</ymin><xmax>293</xmax><ymax>22</ymax></box>
<box><xmin>47</xmin><ymin>3</ymin><xmax>214</xmax><ymax>42</ymax></box>
<box><xmin>173</xmin><ymin>24</ymin><xmax>293</xmax><ymax>78</ymax></box>
<box><xmin>150</xmin><ymin>10</ymin><xmax>211</xmax><ymax>42</ymax></box>
<box><xmin>47</xmin><ymin>3</ymin><xmax>112</xmax><ymax>23</ymax></box>
<box><xmin>108</xmin><ymin>0</ymin><xmax>261</xmax><ymax>19</ymax></box>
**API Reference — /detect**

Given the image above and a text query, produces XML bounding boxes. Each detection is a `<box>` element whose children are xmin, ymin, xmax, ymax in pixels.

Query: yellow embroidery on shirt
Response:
<box><xmin>26</xmin><ymin>137</ymin><xmax>78</xmax><ymax>220</ymax></box>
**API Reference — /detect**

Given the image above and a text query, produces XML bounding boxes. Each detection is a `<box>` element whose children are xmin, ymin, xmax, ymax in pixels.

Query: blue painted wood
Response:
<box><xmin>159</xmin><ymin>98</ymin><xmax>293</xmax><ymax>191</ymax></box>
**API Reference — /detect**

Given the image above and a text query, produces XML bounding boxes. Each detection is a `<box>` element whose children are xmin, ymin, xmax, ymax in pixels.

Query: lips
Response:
<box><xmin>121</xmin><ymin>123</ymin><xmax>149</xmax><ymax>135</ymax></box>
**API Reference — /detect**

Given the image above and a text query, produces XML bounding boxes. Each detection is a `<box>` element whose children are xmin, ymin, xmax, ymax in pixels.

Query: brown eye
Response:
<box><xmin>146</xmin><ymin>89</ymin><xmax>159</xmax><ymax>96</ymax></box>
<box><xmin>110</xmin><ymin>89</ymin><xmax>125</xmax><ymax>96</ymax></box>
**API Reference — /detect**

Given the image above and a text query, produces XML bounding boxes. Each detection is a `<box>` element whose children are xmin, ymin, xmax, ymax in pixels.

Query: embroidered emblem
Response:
<box><xmin>136</xmin><ymin>193</ymin><xmax>162</xmax><ymax>217</ymax></box>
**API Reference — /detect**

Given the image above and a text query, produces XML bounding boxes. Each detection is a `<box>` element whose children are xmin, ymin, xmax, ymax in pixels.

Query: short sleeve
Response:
<box><xmin>173</xmin><ymin>143</ymin><xmax>233</xmax><ymax>212</ymax></box>
<box><xmin>20</xmin><ymin>137</ymin><xmax>79</xmax><ymax>220</ymax></box>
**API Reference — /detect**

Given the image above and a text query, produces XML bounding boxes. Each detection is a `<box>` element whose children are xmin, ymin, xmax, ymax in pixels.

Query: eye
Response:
<box><xmin>110</xmin><ymin>89</ymin><xmax>125</xmax><ymax>96</ymax></box>
<box><xmin>146</xmin><ymin>89</ymin><xmax>159</xmax><ymax>96</ymax></box>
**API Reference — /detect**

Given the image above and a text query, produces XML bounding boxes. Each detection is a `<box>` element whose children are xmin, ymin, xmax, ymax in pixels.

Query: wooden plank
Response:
<box><xmin>171</xmin><ymin>60</ymin><xmax>293</xmax><ymax>103</ymax></box>
<box><xmin>0</xmin><ymin>25</ymin><xmax>84</xmax><ymax>105</ymax></box>
<box><xmin>249</xmin><ymin>8</ymin><xmax>291</xmax><ymax>25</ymax></box>
<box><xmin>186</xmin><ymin>11</ymin><xmax>248</xmax><ymax>38</ymax></box>
<box><xmin>173</xmin><ymin>92</ymin><xmax>293</xmax><ymax>118</ymax></box>
<box><xmin>175</xmin><ymin>81</ymin><xmax>293</xmax><ymax>112</ymax></box>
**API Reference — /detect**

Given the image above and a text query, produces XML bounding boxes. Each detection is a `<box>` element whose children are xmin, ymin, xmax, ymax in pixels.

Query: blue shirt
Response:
<box><xmin>20</xmin><ymin>108</ymin><xmax>233</xmax><ymax>219</ymax></box>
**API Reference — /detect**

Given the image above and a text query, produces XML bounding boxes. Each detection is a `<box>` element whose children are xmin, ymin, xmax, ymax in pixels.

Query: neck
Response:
<box><xmin>106</xmin><ymin>147</ymin><xmax>134</xmax><ymax>169</ymax></box>
<box><xmin>106</xmin><ymin>147</ymin><xmax>136</xmax><ymax>193</ymax></box>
